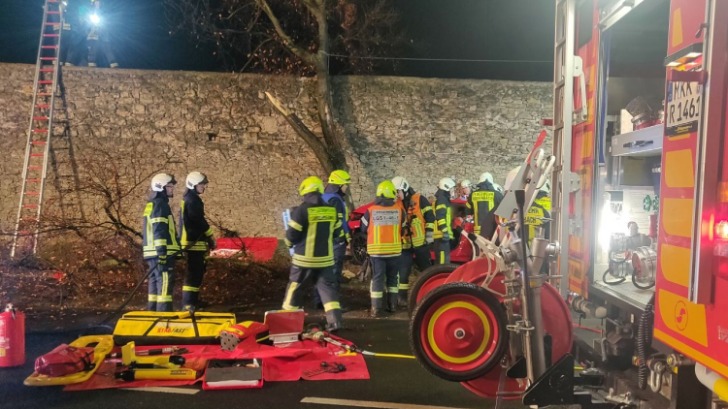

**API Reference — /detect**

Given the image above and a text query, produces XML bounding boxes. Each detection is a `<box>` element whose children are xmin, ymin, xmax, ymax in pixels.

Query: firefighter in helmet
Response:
<box><xmin>361</xmin><ymin>180</ymin><xmax>406</xmax><ymax>317</ymax></box>
<box><xmin>433</xmin><ymin>177</ymin><xmax>456</xmax><ymax>264</ymax></box>
<box><xmin>179</xmin><ymin>171</ymin><xmax>216</xmax><ymax>311</ymax></box>
<box><xmin>392</xmin><ymin>176</ymin><xmax>434</xmax><ymax>308</ymax></box>
<box><xmin>457</xmin><ymin>179</ymin><xmax>472</xmax><ymax>201</ymax></box>
<box><xmin>467</xmin><ymin>171</ymin><xmax>504</xmax><ymax>242</ymax></box>
<box><xmin>142</xmin><ymin>173</ymin><xmax>180</xmax><ymax>311</ymax></box>
<box><xmin>312</xmin><ymin>169</ymin><xmax>352</xmax><ymax>308</ymax></box>
<box><xmin>283</xmin><ymin>176</ymin><xmax>344</xmax><ymax>332</ymax></box>
<box><xmin>525</xmin><ymin>180</ymin><xmax>551</xmax><ymax>242</ymax></box>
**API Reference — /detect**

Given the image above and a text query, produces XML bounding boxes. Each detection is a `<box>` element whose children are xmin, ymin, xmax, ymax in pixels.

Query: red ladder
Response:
<box><xmin>11</xmin><ymin>0</ymin><xmax>65</xmax><ymax>258</ymax></box>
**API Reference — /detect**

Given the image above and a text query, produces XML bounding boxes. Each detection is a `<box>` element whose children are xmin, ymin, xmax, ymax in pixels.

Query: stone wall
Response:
<box><xmin>0</xmin><ymin>63</ymin><xmax>552</xmax><ymax>239</ymax></box>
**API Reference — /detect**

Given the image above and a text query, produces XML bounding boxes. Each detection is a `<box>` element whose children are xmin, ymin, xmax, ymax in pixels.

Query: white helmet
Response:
<box><xmin>478</xmin><ymin>172</ymin><xmax>494</xmax><ymax>184</ymax></box>
<box><xmin>186</xmin><ymin>171</ymin><xmax>209</xmax><ymax>189</ymax></box>
<box><xmin>391</xmin><ymin>176</ymin><xmax>410</xmax><ymax>191</ymax></box>
<box><xmin>460</xmin><ymin>179</ymin><xmax>472</xmax><ymax>189</ymax></box>
<box><xmin>151</xmin><ymin>173</ymin><xmax>176</xmax><ymax>192</ymax></box>
<box><xmin>438</xmin><ymin>177</ymin><xmax>456</xmax><ymax>191</ymax></box>
<box><xmin>540</xmin><ymin>179</ymin><xmax>551</xmax><ymax>195</ymax></box>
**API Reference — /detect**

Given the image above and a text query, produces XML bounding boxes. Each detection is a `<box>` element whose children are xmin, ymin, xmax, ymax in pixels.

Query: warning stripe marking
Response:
<box><xmin>300</xmin><ymin>397</ymin><xmax>470</xmax><ymax>409</ymax></box>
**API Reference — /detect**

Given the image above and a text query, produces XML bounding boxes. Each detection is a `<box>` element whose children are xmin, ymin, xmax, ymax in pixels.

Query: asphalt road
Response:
<box><xmin>0</xmin><ymin>314</ymin><xmax>525</xmax><ymax>409</ymax></box>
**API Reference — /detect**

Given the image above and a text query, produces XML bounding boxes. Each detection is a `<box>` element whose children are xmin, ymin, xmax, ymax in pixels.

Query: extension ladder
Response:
<box><xmin>551</xmin><ymin>0</ymin><xmax>577</xmax><ymax>296</ymax></box>
<box><xmin>10</xmin><ymin>0</ymin><xmax>65</xmax><ymax>258</ymax></box>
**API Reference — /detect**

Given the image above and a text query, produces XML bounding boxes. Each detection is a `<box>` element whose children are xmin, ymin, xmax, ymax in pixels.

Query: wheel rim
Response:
<box><xmin>419</xmin><ymin>293</ymin><xmax>501</xmax><ymax>373</ymax></box>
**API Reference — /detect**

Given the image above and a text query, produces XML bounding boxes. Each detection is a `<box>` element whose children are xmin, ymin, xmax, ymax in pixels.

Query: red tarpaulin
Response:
<box><xmin>209</xmin><ymin>237</ymin><xmax>279</xmax><ymax>263</ymax></box>
<box><xmin>63</xmin><ymin>335</ymin><xmax>369</xmax><ymax>391</ymax></box>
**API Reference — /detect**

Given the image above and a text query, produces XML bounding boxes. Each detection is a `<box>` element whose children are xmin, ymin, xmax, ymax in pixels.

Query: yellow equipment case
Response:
<box><xmin>113</xmin><ymin>311</ymin><xmax>236</xmax><ymax>346</ymax></box>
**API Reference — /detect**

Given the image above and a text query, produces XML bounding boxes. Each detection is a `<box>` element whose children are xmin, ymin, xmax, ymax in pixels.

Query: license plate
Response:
<box><xmin>666</xmin><ymin>81</ymin><xmax>701</xmax><ymax>137</ymax></box>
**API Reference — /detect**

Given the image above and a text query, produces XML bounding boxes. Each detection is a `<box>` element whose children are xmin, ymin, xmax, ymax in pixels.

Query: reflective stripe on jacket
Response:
<box><xmin>142</xmin><ymin>193</ymin><xmax>180</xmax><ymax>259</ymax></box>
<box><xmin>362</xmin><ymin>203</ymin><xmax>404</xmax><ymax>256</ymax></box>
<box><xmin>432</xmin><ymin>189</ymin><xmax>453</xmax><ymax>239</ymax></box>
<box><xmin>467</xmin><ymin>181</ymin><xmax>503</xmax><ymax>239</ymax></box>
<box><xmin>180</xmin><ymin>189</ymin><xmax>213</xmax><ymax>251</ymax></box>
<box><xmin>286</xmin><ymin>197</ymin><xmax>342</xmax><ymax>268</ymax></box>
<box><xmin>399</xmin><ymin>192</ymin><xmax>434</xmax><ymax>249</ymax></box>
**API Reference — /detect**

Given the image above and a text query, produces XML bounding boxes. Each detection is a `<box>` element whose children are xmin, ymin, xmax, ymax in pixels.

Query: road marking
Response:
<box><xmin>122</xmin><ymin>387</ymin><xmax>200</xmax><ymax>395</ymax></box>
<box><xmin>300</xmin><ymin>397</ymin><xmax>470</xmax><ymax>409</ymax></box>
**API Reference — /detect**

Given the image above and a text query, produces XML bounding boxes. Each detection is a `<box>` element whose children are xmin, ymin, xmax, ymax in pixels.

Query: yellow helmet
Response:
<box><xmin>328</xmin><ymin>169</ymin><xmax>351</xmax><ymax>185</ymax></box>
<box><xmin>299</xmin><ymin>176</ymin><xmax>324</xmax><ymax>196</ymax></box>
<box><xmin>376</xmin><ymin>180</ymin><xmax>396</xmax><ymax>199</ymax></box>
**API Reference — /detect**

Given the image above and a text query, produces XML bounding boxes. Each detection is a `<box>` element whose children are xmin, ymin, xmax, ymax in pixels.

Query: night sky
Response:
<box><xmin>0</xmin><ymin>0</ymin><xmax>555</xmax><ymax>81</ymax></box>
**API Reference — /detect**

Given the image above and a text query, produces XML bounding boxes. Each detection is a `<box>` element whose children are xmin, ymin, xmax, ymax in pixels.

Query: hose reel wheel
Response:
<box><xmin>409</xmin><ymin>282</ymin><xmax>508</xmax><ymax>382</ymax></box>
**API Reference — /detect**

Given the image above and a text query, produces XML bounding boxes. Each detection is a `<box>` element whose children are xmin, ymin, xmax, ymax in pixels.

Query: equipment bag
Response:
<box><xmin>34</xmin><ymin>345</ymin><xmax>95</xmax><ymax>377</ymax></box>
<box><xmin>113</xmin><ymin>311</ymin><xmax>236</xmax><ymax>346</ymax></box>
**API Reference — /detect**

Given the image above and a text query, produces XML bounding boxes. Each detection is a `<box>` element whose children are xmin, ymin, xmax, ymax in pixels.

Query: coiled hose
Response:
<box><xmin>637</xmin><ymin>294</ymin><xmax>656</xmax><ymax>390</ymax></box>
<box><xmin>602</xmin><ymin>251</ymin><xmax>628</xmax><ymax>285</ymax></box>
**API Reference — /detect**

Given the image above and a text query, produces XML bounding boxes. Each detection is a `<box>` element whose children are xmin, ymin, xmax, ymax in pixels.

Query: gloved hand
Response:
<box><xmin>425</xmin><ymin>231</ymin><xmax>434</xmax><ymax>244</ymax></box>
<box><xmin>207</xmin><ymin>237</ymin><xmax>217</xmax><ymax>250</ymax></box>
<box><xmin>442</xmin><ymin>232</ymin><xmax>450</xmax><ymax>241</ymax></box>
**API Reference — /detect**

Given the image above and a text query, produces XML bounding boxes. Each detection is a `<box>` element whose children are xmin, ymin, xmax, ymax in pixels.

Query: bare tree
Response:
<box><xmin>164</xmin><ymin>0</ymin><xmax>405</xmax><ymax>175</ymax></box>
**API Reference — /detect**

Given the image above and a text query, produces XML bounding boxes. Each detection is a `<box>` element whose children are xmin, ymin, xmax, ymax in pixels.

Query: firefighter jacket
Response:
<box><xmin>525</xmin><ymin>192</ymin><xmax>551</xmax><ymax>242</ymax></box>
<box><xmin>179</xmin><ymin>189</ymin><xmax>214</xmax><ymax>252</ymax></box>
<box><xmin>398</xmin><ymin>190</ymin><xmax>435</xmax><ymax>249</ymax></box>
<box><xmin>432</xmin><ymin>189</ymin><xmax>453</xmax><ymax>240</ymax></box>
<box><xmin>322</xmin><ymin>185</ymin><xmax>351</xmax><ymax>244</ymax></box>
<box><xmin>142</xmin><ymin>192</ymin><xmax>180</xmax><ymax>260</ymax></box>
<box><xmin>285</xmin><ymin>193</ymin><xmax>342</xmax><ymax>268</ymax></box>
<box><xmin>361</xmin><ymin>197</ymin><xmax>406</xmax><ymax>257</ymax></box>
<box><xmin>467</xmin><ymin>181</ymin><xmax>504</xmax><ymax>240</ymax></box>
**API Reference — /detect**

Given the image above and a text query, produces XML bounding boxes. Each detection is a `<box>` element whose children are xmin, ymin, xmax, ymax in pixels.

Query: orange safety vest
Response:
<box><xmin>398</xmin><ymin>193</ymin><xmax>429</xmax><ymax>249</ymax></box>
<box><xmin>367</xmin><ymin>204</ymin><xmax>403</xmax><ymax>256</ymax></box>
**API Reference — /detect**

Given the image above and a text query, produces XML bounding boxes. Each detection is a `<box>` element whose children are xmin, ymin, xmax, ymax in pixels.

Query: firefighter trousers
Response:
<box><xmin>183</xmin><ymin>250</ymin><xmax>207</xmax><ymax>310</ymax></box>
<box><xmin>434</xmin><ymin>239</ymin><xmax>451</xmax><ymax>265</ymax></box>
<box><xmin>282</xmin><ymin>265</ymin><xmax>342</xmax><ymax>329</ymax></box>
<box><xmin>370</xmin><ymin>255</ymin><xmax>400</xmax><ymax>311</ymax></box>
<box><xmin>398</xmin><ymin>245</ymin><xmax>432</xmax><ymax>296</ymax></box>
<box><xmin>146</xmin><ymin>257</ymin><xmax>176</xmax><ymax>312</ymax></box>
<box><xmin>313</xmin><ymin>241</ymin><xmax>346</xmax><ymax>307</ymax></box>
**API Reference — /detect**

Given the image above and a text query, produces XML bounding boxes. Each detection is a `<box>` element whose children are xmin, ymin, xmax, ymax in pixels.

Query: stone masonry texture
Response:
<box><xmin>0</xmin><ymin>63</ymin><xmax>552</xmax><ymax>240</ymax></box>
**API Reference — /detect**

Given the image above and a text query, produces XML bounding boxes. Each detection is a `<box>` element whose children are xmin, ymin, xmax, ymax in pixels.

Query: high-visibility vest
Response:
<box><xmin>399</xmin><ymin>193</ymin><xmax>430</xmax><ymax>249</ymax></box>
<box><xmin>367</xmin><ymin>205</ymin><xmax>403</xmax><ymax>256</ymax></box>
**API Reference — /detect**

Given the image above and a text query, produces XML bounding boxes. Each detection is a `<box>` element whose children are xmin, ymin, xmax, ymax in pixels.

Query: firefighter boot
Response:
<box><xmin>370</xmin><ymin>298</ymin><xmax>384</xmax><ymax>318</ymax></box>
<box><xmin>397</xmin><ymin>291</ymin><xmax>408</xmax><ymax>310</ymax></box>
<box><xmin>325</xmin><ymin>309</ymin><xmax>344</xmax><ymax>333</ymax></box>
<box><xmin>386</xmin><ymin>293</ymin><xmax>399</xmax><ymax>313</ymax></box>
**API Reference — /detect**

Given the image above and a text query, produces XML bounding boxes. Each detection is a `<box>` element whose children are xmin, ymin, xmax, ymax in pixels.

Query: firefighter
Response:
<box><xmin>433</xmin><ymin>177</ymin><xmax>456</xmax><ymax>265</ymax></box>
<box><xmin>525</xmin><ymin>180</ymin><xmax>552</xmax><ymax>243</ymax></box>
<box><xmin>361</xmin><ymin>180</ymin><xmax>406</xmax><ymax>317</ymax></box>
<box><xmin>392</xmin><ymin>176</ymin><xmax>434</xmax><ymax>307</ymax></box>
<box><xmin>457</xmin><ymin>179</ymin><xmax>472</xmax><ymax>201</ymax></box>
<box><xmin>282</xmin><ymin>176</ymin><xmax>344</xmax><ymax>332</ymax></box>
<box><xmin>179</xmin><ymin>171</ymin><xmax>216</xmax><ymax>312</ymax></box>
<box><xmin>142</xmin><ymin>173</ymin><xmax>180</xmax><ymax>312</ymax></box>
<box><xmin>468</xmin><ymin>172</ymin><xmax>504</xmax><ymax>241</ymax></box>
<box><xmin>313</xmin><ymin>169</ymin><xmax>352</xmax><ymax>309</ymax></box>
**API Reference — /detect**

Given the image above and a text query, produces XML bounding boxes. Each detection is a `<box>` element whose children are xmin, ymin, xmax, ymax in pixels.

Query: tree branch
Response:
<box><xmin>255</xmin><ymin>0</ymin><xmax>317</xmax><ymax>66</ymax></box>
<box><xmin>264</xmin><ymin>92</ymin><xmax>334</xmax><ymax>174</ymax></box>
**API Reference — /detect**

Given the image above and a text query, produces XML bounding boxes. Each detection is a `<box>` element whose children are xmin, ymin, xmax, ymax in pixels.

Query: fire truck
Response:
<box><xmin>551</xmin><ymin>0</ymin><xmax>728</xmax><ymax>406</ymax></box>
<box><xmin>406</xmin><ymin>0</ymin><xmax>728</xmax><ymax>407</ymax></box>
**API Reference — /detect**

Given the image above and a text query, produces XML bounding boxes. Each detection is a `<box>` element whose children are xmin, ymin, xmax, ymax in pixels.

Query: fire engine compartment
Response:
<box><xmin>590</xmin><ymin>0</ymin><xmax>670</xmax><ymax>312</ymax></box>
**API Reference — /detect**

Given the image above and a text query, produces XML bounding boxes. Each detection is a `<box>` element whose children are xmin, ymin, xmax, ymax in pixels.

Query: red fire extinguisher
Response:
<box><xmin>0</xmin><ymin>303</ymin><xmax>26</xmax><ymax>367</ymax></box>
